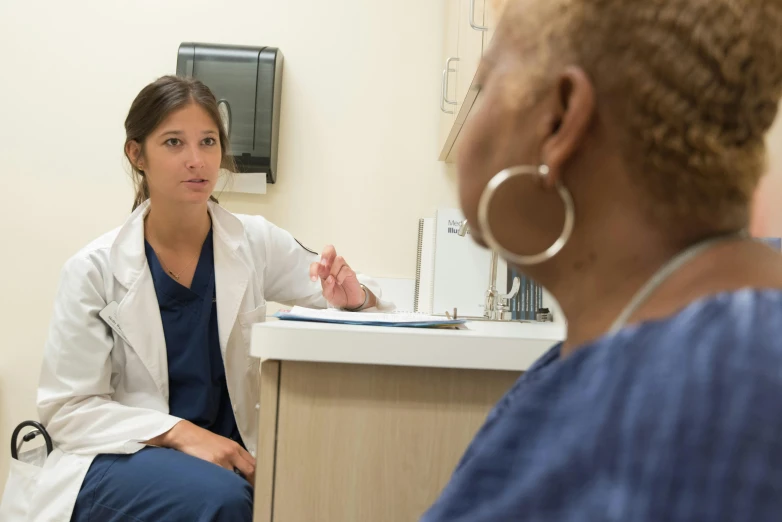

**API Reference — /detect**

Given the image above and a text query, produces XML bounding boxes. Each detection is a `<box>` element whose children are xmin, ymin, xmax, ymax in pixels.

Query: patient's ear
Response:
<box><xmin>540</xmin><ymin>66</ymin><xmax>595</xmax><ymax>187</ymax></box>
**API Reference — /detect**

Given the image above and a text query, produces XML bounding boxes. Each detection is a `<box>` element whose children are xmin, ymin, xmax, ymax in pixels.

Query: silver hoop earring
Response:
<box><xmin>477</xmin><ymin>164</ymin><xmax>575</xmax><ymax>266</ymax></box>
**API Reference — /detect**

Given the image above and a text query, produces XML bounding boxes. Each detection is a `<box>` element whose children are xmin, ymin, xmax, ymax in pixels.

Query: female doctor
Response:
<box><xmin>26</xmin><ymin>75</ymin><xmax>390</xmax><ymax>522</ymax></box>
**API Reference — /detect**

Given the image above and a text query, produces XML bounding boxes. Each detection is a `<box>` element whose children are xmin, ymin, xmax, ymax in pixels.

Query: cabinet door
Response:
<box><xmin>266</xmin><ymin>361</ymin><xmax>522</xmax><ymax>522</ymax></box>
<box><xmin>438</xmin><ymin>0</ymin><xmax>461</xmax><ymax>154</ymax></box>
<box><xmin>456</xmin><ymin>0</ymin><xmax>486</xmax><ymax>112</ymax></box>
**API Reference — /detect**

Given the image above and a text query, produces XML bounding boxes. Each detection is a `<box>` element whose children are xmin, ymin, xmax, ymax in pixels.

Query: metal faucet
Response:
<box><xmin>458</xmin><ymin>221</ymin><xmax>521</xmax><ymax>321</ymax></box>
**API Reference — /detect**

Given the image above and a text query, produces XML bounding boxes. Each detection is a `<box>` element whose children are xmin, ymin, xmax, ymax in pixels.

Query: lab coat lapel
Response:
<box><xmin>210</xmin><ymin>203</ymin><xmax>250</xmax><ymax>356</ymax></box>
<box><xmin>110</xmin><ymin>201</ymin><xmax>170</xmax><ymax>401</ymax></box>
<box><xmin>118</xmin><ymin>272</ymin><xmax>170</xmax><ymax>401</ymax></box>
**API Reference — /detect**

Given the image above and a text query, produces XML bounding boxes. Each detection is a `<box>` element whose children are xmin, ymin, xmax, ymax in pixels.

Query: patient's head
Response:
<box><xmin>459</xmin><ymin>0</ymin><xmax>782</xmax><ymax>270</ymax></box>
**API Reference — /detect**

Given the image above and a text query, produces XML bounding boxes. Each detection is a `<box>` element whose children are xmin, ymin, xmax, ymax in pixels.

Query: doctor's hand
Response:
<box><xmin>309</xmin><ymin>245</ymin><xmax>376</xmax><ymax>310</ymax></box>
<box><xmin>152</xmin><ymin>420</ymin><xmax>256</xmax><ymax>484</ymax></box>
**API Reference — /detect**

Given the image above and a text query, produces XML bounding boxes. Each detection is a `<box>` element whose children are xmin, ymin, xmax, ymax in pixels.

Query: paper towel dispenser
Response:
<box><xmin>176</xmin><ymin>43</ymin><xmax>283</xmax><ymax>184</ymax></box>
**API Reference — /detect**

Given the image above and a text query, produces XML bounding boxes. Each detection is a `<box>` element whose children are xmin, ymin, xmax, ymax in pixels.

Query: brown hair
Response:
<box><xmin>124</xmin><ymin>75</ymin><xmax>235</xmax><ymax>210</ymax></box>
<box><xmin>497</xmin><ymin>0</ymin><xmax>782</xmax><ymax>229</ymax></box>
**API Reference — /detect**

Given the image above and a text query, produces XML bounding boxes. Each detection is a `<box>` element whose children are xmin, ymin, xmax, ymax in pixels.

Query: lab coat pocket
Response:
<box><xmin>0</xmin><ymin>446</ymin><xmax>48</xmax><ymax>521</ymax></box>
<box><xmin>238</xmin><ymin>302</ymin><xmax>267</xmax><ymax>345</ymax></box>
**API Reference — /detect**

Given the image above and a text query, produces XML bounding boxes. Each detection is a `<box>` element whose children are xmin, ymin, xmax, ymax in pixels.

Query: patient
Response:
<box><xmin>423</xmin><ymin>0</ymin><xmax>782</xmax><ymax>520</ymax></box>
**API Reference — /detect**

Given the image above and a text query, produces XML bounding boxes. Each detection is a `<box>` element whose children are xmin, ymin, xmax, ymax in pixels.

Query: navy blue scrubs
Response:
<box><xmin>72</xmin><ymin>230</ymin><xmax>252</xmax><ymax>522</ymax></box>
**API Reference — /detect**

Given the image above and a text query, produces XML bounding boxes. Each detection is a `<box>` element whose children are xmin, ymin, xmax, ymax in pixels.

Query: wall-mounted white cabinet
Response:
<box><xmin>438</xmin><ymin>0</ymin><xmax>500</xmax><ymax>162</ymax></box>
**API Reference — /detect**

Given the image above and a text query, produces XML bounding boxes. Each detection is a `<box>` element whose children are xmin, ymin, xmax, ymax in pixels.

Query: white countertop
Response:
<box><xmin>251</xmin><ymin>319</ymin><xmax>566</xmax><ymax>372</ymax></box>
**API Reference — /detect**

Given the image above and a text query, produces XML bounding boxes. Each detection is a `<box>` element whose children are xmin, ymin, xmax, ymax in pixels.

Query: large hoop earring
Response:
<box><xmin>477</xmin><ymin>164</ymin><xmax>575</xmax><ymax>266</ymax></box>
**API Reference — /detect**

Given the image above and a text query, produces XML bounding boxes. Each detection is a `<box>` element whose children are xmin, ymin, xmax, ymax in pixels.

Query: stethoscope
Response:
<box><xmin>11</xmin><ymin>420</ymin><xmax>53</xmax><ymax>460</ymax></box>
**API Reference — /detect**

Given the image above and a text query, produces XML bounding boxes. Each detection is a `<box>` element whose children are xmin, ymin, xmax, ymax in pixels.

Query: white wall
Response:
<box><xmin>0</xmin><ymin>0</ymin><xmax>459</xmax><ymax>491</ymax></box>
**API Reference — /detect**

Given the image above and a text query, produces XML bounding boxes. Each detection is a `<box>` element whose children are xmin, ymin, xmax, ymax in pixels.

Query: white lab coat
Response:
<box><xmin>4</xmin><ymin>201</ymin><xmax>389</xmax><ymax>522</ymax></box>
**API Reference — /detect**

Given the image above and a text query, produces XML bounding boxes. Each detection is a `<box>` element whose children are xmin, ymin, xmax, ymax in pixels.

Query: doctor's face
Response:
<box><xmin>137</xmin><ymin>103</ymin><xmax>223</xmax><ymax>206</ymax></box>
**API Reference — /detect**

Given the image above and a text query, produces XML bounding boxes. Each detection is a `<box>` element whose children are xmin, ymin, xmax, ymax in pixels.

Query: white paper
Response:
<box><xmin>282</xmin><ymin>306</ymin><xmax>457</xmax><ymax>325</ymax></box>
<box><xmin>215</xmin><ymin>171</ymin><xmax>267</xmax><ymax>194</ymax></box>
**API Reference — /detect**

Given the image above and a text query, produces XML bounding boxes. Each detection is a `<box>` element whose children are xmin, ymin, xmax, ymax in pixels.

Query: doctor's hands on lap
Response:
<box><xmin>310</xmin><ymin>245</ymin><xmax>377</xmax><ymax>310</ymax></box>
<box><xmin>146</xmin><ymin>421</ymin><xmax>255</xmax><ymax>484</ymax></box>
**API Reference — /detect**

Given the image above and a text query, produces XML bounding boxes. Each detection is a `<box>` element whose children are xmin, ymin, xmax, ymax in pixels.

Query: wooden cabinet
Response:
<box><xmin>250</xmin><ymin>318</ymin><xmax>564</xmax><ymax>522</ymax></box>
<box><xmin>438</xmin><ymin>0</ymin><xmax>501</xmax><ymax>163</ymax></box>
<box><xmin>253</xmin><ymin>360</ymin><xmax>520</xmax><ymax>522</ymax></box>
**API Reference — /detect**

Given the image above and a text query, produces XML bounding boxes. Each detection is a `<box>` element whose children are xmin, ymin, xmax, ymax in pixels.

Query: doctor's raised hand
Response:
<box><xmin>310</xmin><ymin>245</ymin><xmax>379</xmax><ymax>310</ymax></box>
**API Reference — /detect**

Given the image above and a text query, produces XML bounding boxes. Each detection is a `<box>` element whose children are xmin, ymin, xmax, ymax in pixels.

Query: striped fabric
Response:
<box><xmin>422</xmin><ymin>289</ymin><xmax>782</xmax><ymax>522</ymax></box>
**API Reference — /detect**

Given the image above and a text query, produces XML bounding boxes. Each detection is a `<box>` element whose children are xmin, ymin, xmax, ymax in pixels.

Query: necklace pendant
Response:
<box><xmin>169</xmin><ymin>270</ymin><xmax>179</xmax><ymax>280</ymax></box>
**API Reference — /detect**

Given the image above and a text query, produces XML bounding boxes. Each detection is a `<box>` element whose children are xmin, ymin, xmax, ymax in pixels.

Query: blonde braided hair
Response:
<box><xmin>497</xmin><ymin>0</ymin><xmax>782</xmax><ymax>228</ymax></box>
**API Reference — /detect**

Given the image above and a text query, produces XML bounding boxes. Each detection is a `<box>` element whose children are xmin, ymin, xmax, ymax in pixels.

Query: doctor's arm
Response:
<box><xmin>259</xmin><ymin>219</ymin><xmax>394</xmax><ymax>310</ymax></box>
<box><xmin>37</xmin><ymin>255</ymin><xmax>181</xmax><ymax>456</ymax></box>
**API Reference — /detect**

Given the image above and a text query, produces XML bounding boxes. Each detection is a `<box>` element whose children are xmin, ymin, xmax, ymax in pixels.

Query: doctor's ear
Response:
<box><xmin>125</xmin><ymin>140</ymin><xmax>143</xmax><ymax>170</ymax></box>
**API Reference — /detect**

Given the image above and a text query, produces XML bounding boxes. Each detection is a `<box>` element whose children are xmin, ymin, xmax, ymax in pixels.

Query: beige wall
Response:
<box><xmin>2</xmin><ymin>0</ymin><xmax>782</xmax><ymax>496</ymax></box>
<box><xmin>0</xmin><ymin>0</ymin><xmax>458</xmax><ymax>490</ymax></box>
<box><xmin>753</xmin><ymin>116</ymin><xmax>782</xmax><ymax>237</ymax></box>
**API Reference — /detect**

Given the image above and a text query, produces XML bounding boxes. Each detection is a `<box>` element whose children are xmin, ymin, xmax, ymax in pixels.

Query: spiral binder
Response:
<box><xmin>413</xmin><ymin>219</ymin><xmax>424</xmax><ymax>312</ymax></box>
<box><xmin>413</xmin><ymin>217</ymin><xmax>435</xmax><ymax>313</ymax></box>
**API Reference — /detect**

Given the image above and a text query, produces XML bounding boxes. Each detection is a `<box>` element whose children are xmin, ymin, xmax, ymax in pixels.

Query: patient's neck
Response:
<box><xmin>541</xmin><ymin>231</ymin><xmax>782</xmax><ymax>357</ymax></box>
